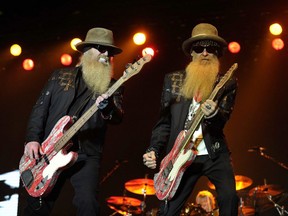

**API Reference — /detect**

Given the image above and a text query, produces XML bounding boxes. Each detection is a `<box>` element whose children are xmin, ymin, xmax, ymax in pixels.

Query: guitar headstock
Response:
<box><xmin>122</xmin><ymin>54</ymin><xmax>152</xmax><ymax>81</ymax></box>
<box><xmin>216</xmin><ymin>63</ymin><xmax>238</xmax><ymax>90</ymax></box>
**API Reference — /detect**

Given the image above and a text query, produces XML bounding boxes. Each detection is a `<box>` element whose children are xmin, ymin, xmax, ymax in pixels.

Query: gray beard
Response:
<box><xmin>80</xmin><ymin>53</ymin><xmax>112</xmax><ymax>94</ymax></box>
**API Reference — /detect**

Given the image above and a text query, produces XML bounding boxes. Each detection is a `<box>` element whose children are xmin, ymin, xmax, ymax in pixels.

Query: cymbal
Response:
<box><xmin>248</xmin><ymin>184</ymin><xmax>284</xmax><ymax>197</ymax></box>
<box><xmin>208</xmin><ymin>175</ymin><xmax>253</xmax><ymax>191</ymax></box>
<box><xmin>240</xmin><ymin>206</ymin><xmax>255</xmax><ymax>215</ymax></box>
<box><xmin>106</xmin><ymin>196</ymin><xmax>142</xmax><ymax>207</ymax></box>
<box><xmin>108</xmin><ymin>204</ymin><xmax>142</xmax><ymax>215</ymax></box>
<box><xmin>125</xmin><ymin>178</ymin><xmax>156</xmax><ymax>195</ymax></box>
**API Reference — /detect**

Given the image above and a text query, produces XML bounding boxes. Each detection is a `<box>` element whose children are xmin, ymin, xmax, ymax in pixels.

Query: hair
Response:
<box><xmin>196</xmin><ymin>190</ymin><xmax>216</xmax><ymax>209</ymax></box>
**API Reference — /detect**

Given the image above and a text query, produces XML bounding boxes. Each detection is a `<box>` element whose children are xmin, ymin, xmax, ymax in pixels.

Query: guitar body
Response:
<box><xmin>19</xmin><ymin>115</ymin><xmax>78</xmax><ymax>197</ymax></box>
<box><xmin>154</xmin><ymin>130</ymin><xmax>197</xmax><ymax>200</ymax></box>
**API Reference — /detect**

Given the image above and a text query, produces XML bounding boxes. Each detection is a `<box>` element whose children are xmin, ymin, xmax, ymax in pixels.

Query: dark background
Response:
<box><xmin>1</xmin><ymin>0</ymin><xmax>288</xmax><ymax>215</ymax></box>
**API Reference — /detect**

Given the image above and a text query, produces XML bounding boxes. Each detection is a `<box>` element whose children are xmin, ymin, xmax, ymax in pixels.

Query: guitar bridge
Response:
<box><xmin>36</xmin><ymin>176</ymin><xmax>48</xmax><ymax>190</ymax></box>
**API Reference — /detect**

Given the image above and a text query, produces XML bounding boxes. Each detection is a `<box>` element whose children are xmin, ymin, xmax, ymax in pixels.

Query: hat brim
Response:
<box><xmin>75</xmin><ymin>41</ymin><xmax>122</xmax><ymax>55</ymax></box>
<box><xmin>182</xmin><ymin>35</ymin><xmax>227</xmax><ymax>56</ymax></box>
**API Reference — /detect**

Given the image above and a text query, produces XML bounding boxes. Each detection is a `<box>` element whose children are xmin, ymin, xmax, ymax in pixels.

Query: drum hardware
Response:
<box><xmin>106</xmin><ymin>196</ymin><xmax>142</xmax><ymax>215</ymax></box>
<box><xmin>248</xmin><ymin>184</ymin><xmax>284</xmax><ymax>198</ymax></box>
<box><xmin>238</xmin><ymin>197</ymin><xmax>255</xmax><ymax>216</ymax></box>
<box><xmin>247</xmin><ymin>180</ymin><xmax>285</xmax><ymax>215</ymax></box>
<box><xmin>125</xmin><ymin>177</ymin><xmax>155</xmax><ymax>214</ymax></box>
<box><xmin>266</xmin><ymin>194</ymin><xmax>288</xmax><ymax>215</ymax></box>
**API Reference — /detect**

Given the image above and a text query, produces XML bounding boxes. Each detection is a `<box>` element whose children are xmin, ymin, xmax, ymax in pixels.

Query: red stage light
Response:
<box><xmin>22</xmin><ymin>59</ymin><xmax>34</xmax><ymax>71</ymax></box>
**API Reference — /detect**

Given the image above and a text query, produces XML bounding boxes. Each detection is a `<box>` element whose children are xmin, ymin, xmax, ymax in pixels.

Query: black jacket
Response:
<box><xmin>147</xmin><ymin>69</ymin><xmax>237</xmax><ymax>160</ymax></box>
<box><xmin>25</xmin><ymin>66</ymin><xmax>124</xmax><ymax>156</ymax></box>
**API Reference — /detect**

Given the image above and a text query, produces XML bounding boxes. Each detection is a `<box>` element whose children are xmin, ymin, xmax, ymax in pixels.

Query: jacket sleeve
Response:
<box><xmin>100</xmin><ymin>82</ymin><xmax>124</xmax><ymax>124</ymax></box>
<box><xmin>203</xmin><ymin>76</ymin><xmax>238</xmax><ymax>129</ymax></box>
<box><xmin>25</xmin><ymin>71</ymin><xmax>57</xmax><ymax>144</ymax></box>
<box><xmin>146</xmin><ymin>74</ymin><xmax>172</xmax><ymax>157</ymax></box>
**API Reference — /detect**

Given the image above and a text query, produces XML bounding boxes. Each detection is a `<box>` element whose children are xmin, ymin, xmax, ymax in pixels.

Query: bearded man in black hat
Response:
<box><xmin>20</xmin><ymin>27</ymin><xmax>124</xmax><ymax>216</ymax></box>
<box><xmin>143</xmin><ymin>23</ymin><xmax>239</xmax><ymax>215</ymax></box>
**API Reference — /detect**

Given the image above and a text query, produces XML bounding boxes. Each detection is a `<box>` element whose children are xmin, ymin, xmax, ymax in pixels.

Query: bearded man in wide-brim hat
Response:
<box><xmin>143</xmin><ymin>23</ymin><xmax>239</xmax><ymax>216</ymax></box>
<box><xmin>22</xmin><ymin>27</ymin><xmax>124</xmax><ymax>216</ymax></box>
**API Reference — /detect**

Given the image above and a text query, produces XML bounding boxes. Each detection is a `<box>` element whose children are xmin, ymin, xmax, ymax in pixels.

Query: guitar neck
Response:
<box><xmin>53</xmin><ymin>54</ymin><xmax>152</xmax><ymax>152</ymax></box>
<box><xmin>181</xmin><ymin>63</ymin><xmax>238</xmax><ymax>149</ymax></box>
<box><xmin>182</xmin><ymin>86</ymin><xmax>219</xmax><ymax>148</ymax></box>
<box><xmin>54</xmin><ymin>77</ymin><xmax>126</xmax><ymax>152</ymax></box>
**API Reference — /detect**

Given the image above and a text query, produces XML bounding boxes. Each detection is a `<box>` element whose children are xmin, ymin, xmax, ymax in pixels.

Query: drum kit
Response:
<box><xmin>106</xmin><ymin>178</ymin><xmax>156</xmax><ymax>216</ymax></box>
<box><xmin>180</xmin><ymin>175</ymin><xmax>287</xmax><ymax>216</ymax></box>
<box><xmin>106</xmin><ymin>175</ymin><xmax>287</xmax><ymax>215</ymax></box>
<box><xmin>207</xmin><ymin>175</ymin><xmax>287</xmax><ymax>216</ymax></box>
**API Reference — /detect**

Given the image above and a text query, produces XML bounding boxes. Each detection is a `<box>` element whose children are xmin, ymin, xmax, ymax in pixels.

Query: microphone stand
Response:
<box><xmin>249</xmin><ymin>147</ymin><xmax>288</xmax><ymax>215</ymax></box>
<box><xmin>250</xmin><ymin>148</ymin><xmax>288</xmax><ymax>171</ymax></box>
<box><xmin>100</xmin><ymin>160</ymin><xmax>128</xmax><ymax>184</ymax></box>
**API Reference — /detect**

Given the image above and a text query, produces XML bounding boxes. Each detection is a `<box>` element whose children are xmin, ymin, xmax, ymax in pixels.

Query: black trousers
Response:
<box><xmin>22</xmin><ymin>153</ymin><xmax>101</xmax><ymax>216</ymax></box>
<box><xmin>158</xmin><ymin>152</ymin><xmax>239</xmax><ymax>216</ymax></box>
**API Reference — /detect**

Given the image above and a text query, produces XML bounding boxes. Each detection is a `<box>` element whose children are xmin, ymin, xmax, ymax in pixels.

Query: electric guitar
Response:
<box><xmin>153</xmin><ymin>63</ymin><xmax>238</xmax><ymax>201</ymax></box>
<box><xmin>19</xmin><ymin>54</ymin><xmax>152</xmax><ymax>197</ymax></box>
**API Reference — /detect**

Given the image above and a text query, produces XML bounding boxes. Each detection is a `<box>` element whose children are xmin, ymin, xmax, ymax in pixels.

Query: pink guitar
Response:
<box><xmin>19</xmin><ymin>54</ymin><xmax>152</xmax><ymax>197</ymax></box>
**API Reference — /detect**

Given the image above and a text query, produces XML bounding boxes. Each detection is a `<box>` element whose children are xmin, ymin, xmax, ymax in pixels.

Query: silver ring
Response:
<box><xmin>206</xmin><ymin>104</ymin><xmax>211</xmax><ymax>110</ymax></box>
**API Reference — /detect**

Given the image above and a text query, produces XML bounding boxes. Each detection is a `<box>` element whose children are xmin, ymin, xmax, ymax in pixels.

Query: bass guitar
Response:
<box><xmin>153</xmin><ymin>63</ymin><xmax>238</xmax><ymax>201</ymax></box>
<box><xmin>19</xmin><ymin>54</ymin><xmax>152</xmax><ymax>197</ymax></box>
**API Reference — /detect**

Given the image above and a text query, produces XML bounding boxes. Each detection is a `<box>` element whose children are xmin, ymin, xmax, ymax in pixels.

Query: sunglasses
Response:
<box><xmin>192</xmin><ymin>46</ymin><xmax>219</xmax><ymax>54</ymax></box>
<box><xmin>86</xmin><ymin>45</ymin><xmax>114</xmax><ymax>57</ymax></box>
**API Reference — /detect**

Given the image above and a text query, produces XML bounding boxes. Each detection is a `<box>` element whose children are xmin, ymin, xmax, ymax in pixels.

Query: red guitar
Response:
<box><xmin>153</xmin><ymin>63</ymin><xmax>238</xmax><ymax>201</ymax></box>
<box><xmin>19</xmin><ymin>54</ymin><xmax>152</xmax><ymax>197</ymax></box>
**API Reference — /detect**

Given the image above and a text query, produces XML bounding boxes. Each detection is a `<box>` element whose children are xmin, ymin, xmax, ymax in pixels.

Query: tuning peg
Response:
<box><xmin>125</xmin><ymin>63</ymin><xmax>132</xmax><ymax>68</ymax></box>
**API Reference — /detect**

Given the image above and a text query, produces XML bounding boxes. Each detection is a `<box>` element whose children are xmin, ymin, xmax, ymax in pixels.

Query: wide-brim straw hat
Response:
<box><xmin>75</xmin><ymin>27</ymin><xmax>122</xmax><ymax>55</ymax></box>
<box><xmin>182</xmin><ymin>23</ymin><xmax>227</xmax><ymax>55</ymax></box>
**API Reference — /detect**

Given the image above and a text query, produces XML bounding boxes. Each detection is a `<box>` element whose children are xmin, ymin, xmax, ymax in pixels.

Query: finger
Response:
<box><xmin>28</xmin><ymin>150</ymin><xmax>34</xmax><ymax>159</ymax></box>
<box><xmin>33</xmin><ymin>150</ymin><xmax>39</xmax><ymax>159</ymax></box>
<box><xmin>102</xmin><ymin>94</ymin><xmax>108</xmax><ymax>99</ymax></box>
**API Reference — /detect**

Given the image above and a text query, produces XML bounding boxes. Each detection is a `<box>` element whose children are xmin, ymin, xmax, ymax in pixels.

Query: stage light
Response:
<box><xmin>133</xmin><ymin>33</ymin><xmax>146</xmax><ymax>45</ymax></box>
<box><xmin>10</xmin><ymin>44</ymin><xmax>22</xmax><ymax>56</ymax></box>
<box><xmin>272</xmin><ymin>38</ymin><xmax>284</xmax><ymax>50</ymax></box>
<box><xmin>71</xmin><ymin>38</ymin><xmax>82</xmax><ymax>51</ymax></box>
<box><xmin>269</xmin><ymin>23</ymin><xmax>282</xmax><ymax>36</ymax></box>
<box><xmin>142</xmin><ymin>47</ymin><xmax>154</xmax><ymax>57</ymax></box>
<box><xmin>228</xmin><ymin>42</ymin><xmax>241</xmax><ymax>54</ymax></box>
<box><xmin>61</xmin><ymin>54</ymin><xmax>72</xmax><ymax>66</ymax></box>
<box><xmin>22</xmin><ymin>59</ymin><xmax>34</xmax><ymax>71</ymax></box>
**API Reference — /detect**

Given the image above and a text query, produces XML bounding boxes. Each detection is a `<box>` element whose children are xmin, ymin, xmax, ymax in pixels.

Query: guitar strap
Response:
<box><xmin>68</xmin><ymin>71</ymin><xmax>94</xmax><ymax>121</ymax></box>
<box><xmin>71</xmin><ymin>92</ymin><xmax>93</xmax><ymax>121</ymax></box>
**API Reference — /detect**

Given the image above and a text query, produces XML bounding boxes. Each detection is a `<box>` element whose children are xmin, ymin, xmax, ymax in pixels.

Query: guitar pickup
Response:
<box><xmin>163</xmin><ymin>162</ymin><xmax>173</xmax><ymax>178</ymax></box>
<box><xmin>21</xmin><ymin>169</ymin><xmax>34</xmax><ymax>189</ymax></box>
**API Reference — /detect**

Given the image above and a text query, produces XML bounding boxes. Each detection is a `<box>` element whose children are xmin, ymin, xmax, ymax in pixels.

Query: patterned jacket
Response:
<box><xmin>25</xmin><ymin>66</ymin><xmax>124</xmax><ymax>156</ymax></box>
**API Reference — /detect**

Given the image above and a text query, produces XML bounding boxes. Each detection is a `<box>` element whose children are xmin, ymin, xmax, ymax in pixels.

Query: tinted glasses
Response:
<box><xmin>192</xmin><ymin>46</ymin><xmax>219</xmax><ymax>55</ymax></box>
<box><xmin>85</xmin><ymin>45</ymin><xmax>114</xmax><ymax>57</ymax></box>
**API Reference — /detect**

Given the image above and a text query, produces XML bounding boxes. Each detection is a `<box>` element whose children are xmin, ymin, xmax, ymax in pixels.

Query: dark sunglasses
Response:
<box><xmin>86</xmin><ymin>45</ymin><xmax>114</xmax><ymax>57</ymax></box>
<box><xmin>192</xmin><ymin>46</ymin><xmax>219</xmax><ymax>54</ymax></box>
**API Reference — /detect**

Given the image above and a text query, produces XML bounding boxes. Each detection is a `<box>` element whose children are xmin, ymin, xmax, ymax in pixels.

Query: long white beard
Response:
<box><xmin>80</xmin><ymin>52</ymin><xmax>112</xmax><ymax>94</ymax></box>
